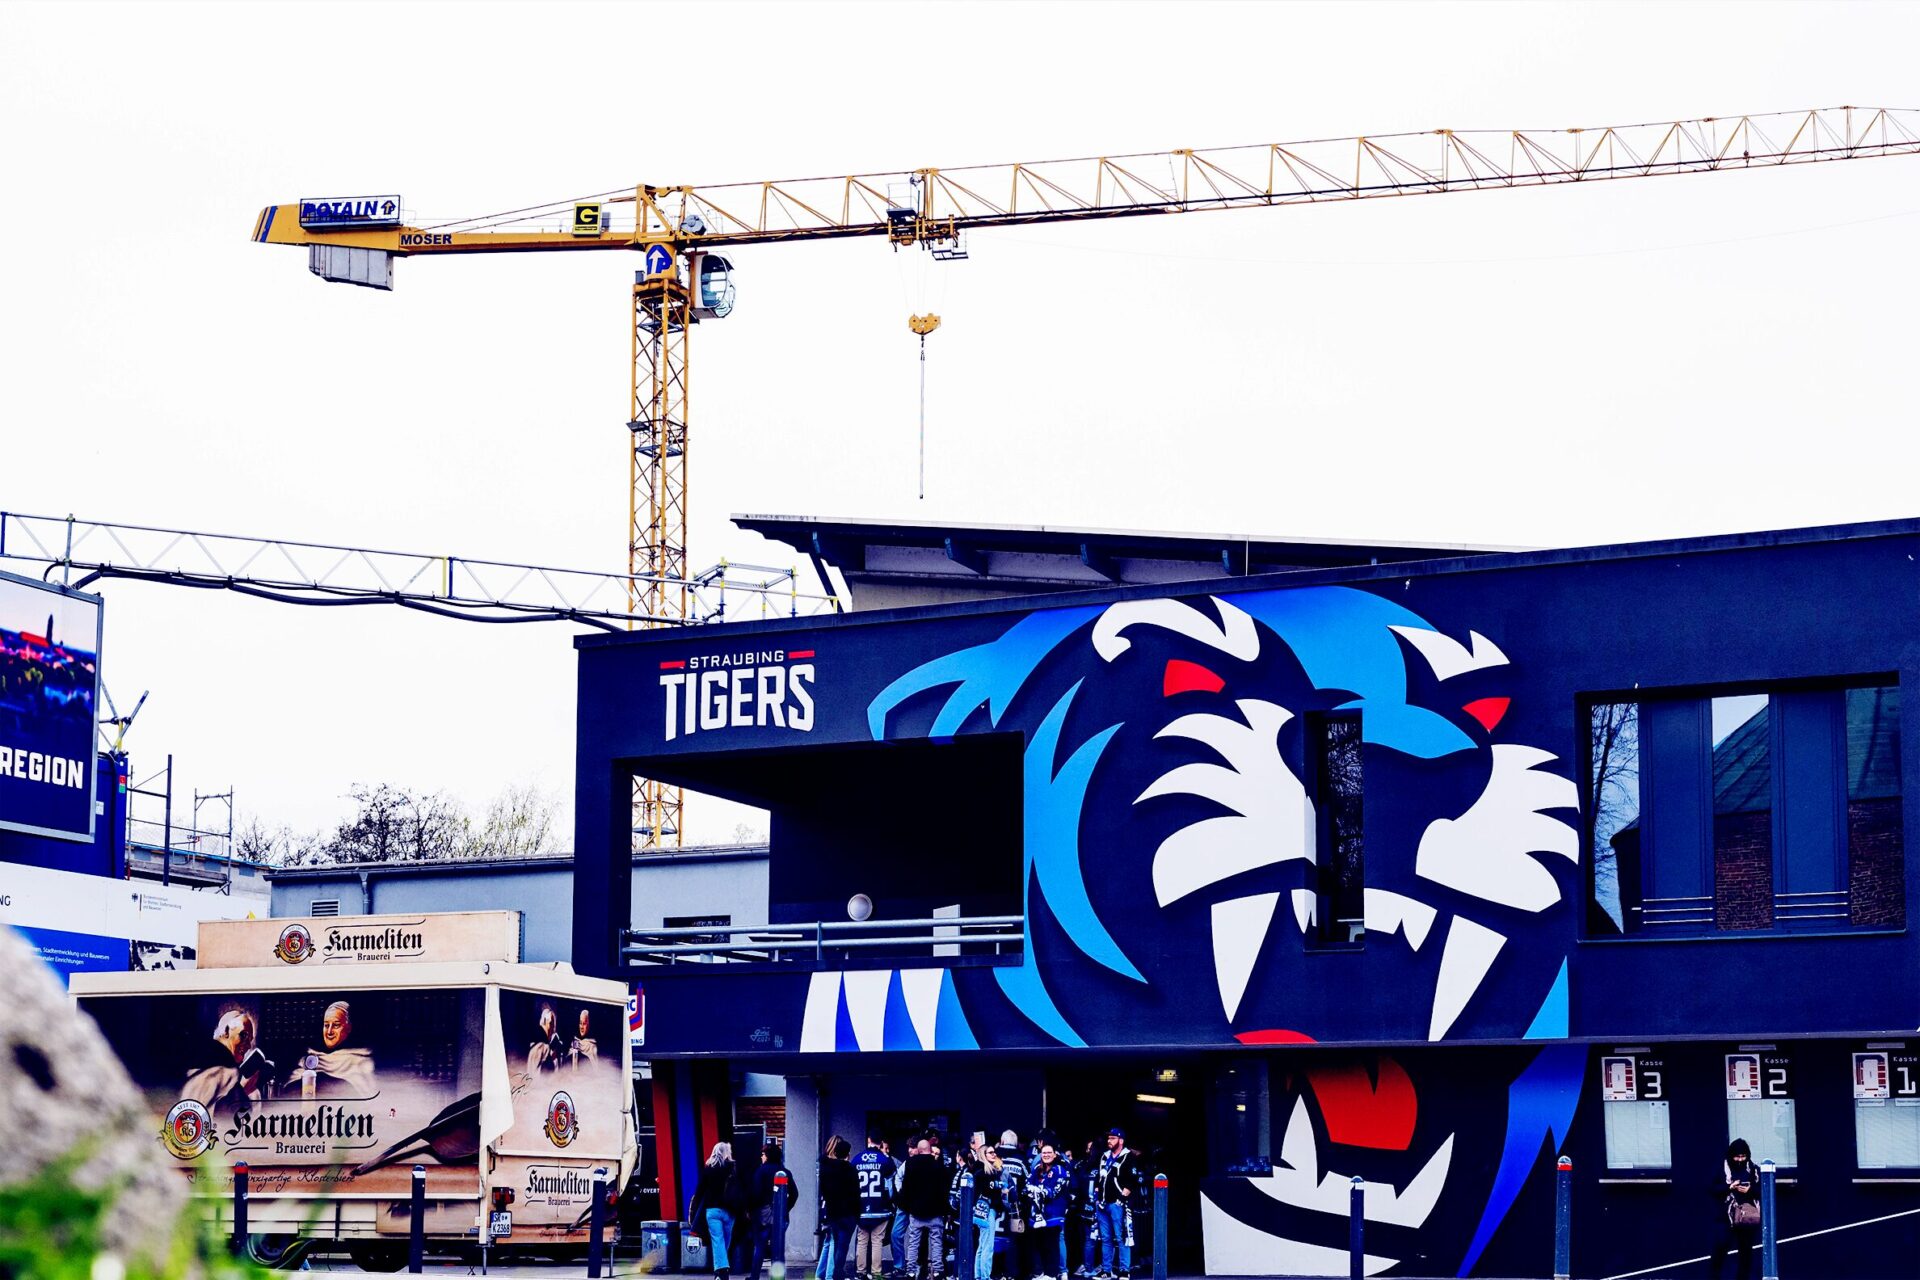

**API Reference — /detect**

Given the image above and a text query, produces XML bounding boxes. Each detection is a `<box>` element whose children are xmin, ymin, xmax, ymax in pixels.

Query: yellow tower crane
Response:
<box><xmin>251</xmin><ymin>105</ymin><xmax>1920</xmax><ymax>848</ymax></box>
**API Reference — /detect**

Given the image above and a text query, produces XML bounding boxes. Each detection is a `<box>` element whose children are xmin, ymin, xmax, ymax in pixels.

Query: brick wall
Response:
<box><xmin>1848</xmin><ymin>798</ymin><xmax>1905</xmax><ymax>927</ymax></box>
<box><xmin>1714</xmin><ymin>812</ymin><xmax>1774</xmax><ymax>931</ymax></box>
<box><xmin>737</xmin><ymin>1098</ymin><xmax>787</xmax><ymax>1141</ymax></box>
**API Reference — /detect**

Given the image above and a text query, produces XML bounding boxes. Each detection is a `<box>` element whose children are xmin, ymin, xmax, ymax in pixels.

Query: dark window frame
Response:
<box><xmin>1579</xmin><ymin>674</ymin><xmax>1904</xmax><ymax>943</ymax></box>
<box><xmin>1305</xmin><ymin>710</ymin><xmax>1365</xmax><ymax>950</ymax></box>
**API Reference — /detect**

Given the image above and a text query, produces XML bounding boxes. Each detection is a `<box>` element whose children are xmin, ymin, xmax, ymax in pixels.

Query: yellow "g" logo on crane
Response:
<box><xmin>572</xmin><ymin>203</ymin><xmax>603</xmax><ymax>236</ymax></box>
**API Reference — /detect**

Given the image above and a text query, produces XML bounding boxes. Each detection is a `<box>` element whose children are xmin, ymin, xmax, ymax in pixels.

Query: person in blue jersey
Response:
<box><xmin>1026</xmin><ymin>1143</ymin><xmax>1071</xmax><ymax>1280</ymax></box>
<box><xmin>852</xmin><ymin>1132</ymin><xmax>899</xmax><ymax>1280</ymax></box>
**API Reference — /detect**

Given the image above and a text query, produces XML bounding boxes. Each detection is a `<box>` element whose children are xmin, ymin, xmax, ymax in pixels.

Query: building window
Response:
<box><xmin>1206</xmin><ymin>1060</ymin><xmax>1271</xmax><ymax>1175</ymax></box>
<box><xmin>1724</xmin><ymin>1050</ymin><xmax>1797</xmax><ymax>1169</ymax></box>
<box><xmin>1587</xmin><ymin>682</ymin><xmax>1903</xmax><ymax>937</ymax></box>
<box><xmin>1854</xmin><ymin>1045</ymin><xmax>1920</xmax><ymax>1171</ymax></box>
<box><xmin>1600</xmin><ymin>1051</ymin><xmax>1671</xmax><ymax>1172</ymax></box>
<box><xmin>1309</xmin><ymin>713</ymin><xmax>1364</xmax><ymax>947</ymax></box>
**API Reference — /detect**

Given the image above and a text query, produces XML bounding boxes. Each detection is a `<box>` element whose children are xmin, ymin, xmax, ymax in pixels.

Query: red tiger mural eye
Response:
<box><xmin>1163</xmin><ymin>659</ymin><xmax>1226</xmax><ymax>696</ymax></box>
<box><xmin>1462</xmin><ymin>696</ymin><xmax>1510</xmax><ymax>732</ymax></box>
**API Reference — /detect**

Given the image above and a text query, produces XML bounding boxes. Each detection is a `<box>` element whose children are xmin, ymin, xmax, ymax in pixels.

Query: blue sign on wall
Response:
<box><xmin>0</xmin><ymin>572</ymin><xmax>102</xmax><ymax>844</ymax></box>
<box><xmin>13</xmin><ymin>924</ymin><xmax>129</xmax><ymax>979</ymax></box>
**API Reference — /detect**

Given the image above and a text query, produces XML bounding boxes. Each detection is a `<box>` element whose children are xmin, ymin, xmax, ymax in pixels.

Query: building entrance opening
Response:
<box><xmin>1044</xmin><ymin>1061</ymin><xmax>1203</xmax><ymax>1274</ymax></box>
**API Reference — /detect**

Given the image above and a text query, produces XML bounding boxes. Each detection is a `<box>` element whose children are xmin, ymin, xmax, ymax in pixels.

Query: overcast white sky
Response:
<box><xmin>3</xmin><ymin>0</ymin><xmax>1916</xmax><ymax>846</ymax></box>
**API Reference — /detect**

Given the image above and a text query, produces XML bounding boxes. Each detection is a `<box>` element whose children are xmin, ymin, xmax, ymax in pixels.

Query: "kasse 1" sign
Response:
<box><xmin>298</xmin><ymin>195</ymin><xmax>403</xmax><ymax>229</ymax></box>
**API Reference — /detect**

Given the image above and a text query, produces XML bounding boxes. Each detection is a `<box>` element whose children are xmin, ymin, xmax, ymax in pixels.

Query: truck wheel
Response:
<box><xmin>347</xmin><ymin>1242</ymin><xmax>410</xmax><ymax>1272</ymax></box>
<box><xmin>243</xmin><ymin>1235</ymin><xmax>312</xmax><ymax>1269</ymax></box>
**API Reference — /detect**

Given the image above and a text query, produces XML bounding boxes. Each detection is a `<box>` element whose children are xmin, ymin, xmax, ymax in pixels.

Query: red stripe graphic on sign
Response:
<box><xmin>788</xmin><ymin>650</ymin><xmax>815</xmax><ymax>660</ymax></box>
<box><xmin>659</xmin><ymin>660</ymin><xmax>686</xmax><ymax>670</ymax></box>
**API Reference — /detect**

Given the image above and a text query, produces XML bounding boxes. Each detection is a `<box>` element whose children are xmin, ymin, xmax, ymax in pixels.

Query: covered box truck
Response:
<box><xmin>71</xmin><ymin>911</ymin><xmax>636</xmax><ymax>1269</ymax></box>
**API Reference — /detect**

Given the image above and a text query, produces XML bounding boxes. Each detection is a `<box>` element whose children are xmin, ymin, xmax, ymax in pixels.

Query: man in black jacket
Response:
<box><xmin>1091</xmin><ymin>1130</ymin><xmax>1140</xmax><ymax>1280</ymax></box>
<box><xmin>822</xmin><ymin>1138</ymin><xmax>862</xmax><ymax>1280</ymax></box>
<box><xmin>898</xmin><ymin>1137</ymin><xmax>950</xmax><ymax>1279</ymax></box>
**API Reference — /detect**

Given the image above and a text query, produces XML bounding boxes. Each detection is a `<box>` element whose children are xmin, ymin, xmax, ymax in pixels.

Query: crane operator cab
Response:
<box><xmin>688</xmin><ymin>251</ymin><xmax>736</xmax><ymax>321</ymax></box>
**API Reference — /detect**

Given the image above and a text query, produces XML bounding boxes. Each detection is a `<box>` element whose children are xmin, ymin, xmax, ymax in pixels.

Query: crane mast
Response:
<box><xmin>250</xmin><ymin>105</ymin><xmax>1920</xmax><ymax>849</ymax></box>
<box><xmin>630</xmin><ymin>255</ymin><xmax>693</xmax><ymax>843</ymax></box>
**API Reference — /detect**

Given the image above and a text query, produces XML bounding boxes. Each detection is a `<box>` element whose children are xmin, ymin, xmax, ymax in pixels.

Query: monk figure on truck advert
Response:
<box><xmin>280</xmin><ymin>999</ymin><xmax>377</xmax><ymax>1098</ymax></box>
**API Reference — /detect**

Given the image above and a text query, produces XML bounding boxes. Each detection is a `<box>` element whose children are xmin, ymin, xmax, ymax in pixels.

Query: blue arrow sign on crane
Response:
<box><xmin>643</xmin><ymin>244</ymin><xmax>674</xmax><ymax>278</ymax></box>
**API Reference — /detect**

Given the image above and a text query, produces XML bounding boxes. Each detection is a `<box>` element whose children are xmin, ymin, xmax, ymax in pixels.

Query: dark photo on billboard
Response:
<box><xmin>0</xmin><ymin>570</ymin><xmax>103</xmax><ymax>843</ymax></box>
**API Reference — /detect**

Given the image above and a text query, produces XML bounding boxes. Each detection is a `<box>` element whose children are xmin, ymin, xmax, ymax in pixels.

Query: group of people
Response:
<box><xmin>688</xmin><ymin>1127</ymin><xmax>1149</xmax><ymax>1280</ymax></box>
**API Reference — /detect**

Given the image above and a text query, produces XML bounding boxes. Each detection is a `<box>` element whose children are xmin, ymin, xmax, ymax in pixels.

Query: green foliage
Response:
<box><xmin>0</xmin><ymin>1156</ymin><xmax>267</xmax><ymax>1280</ymax></box>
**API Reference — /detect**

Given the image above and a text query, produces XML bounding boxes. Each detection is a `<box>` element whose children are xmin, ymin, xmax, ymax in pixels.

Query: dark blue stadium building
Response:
<box><xmin>571</xmin><ymin>516</ymin><xmax>1920</xmax><ymax>1278</ymax></box>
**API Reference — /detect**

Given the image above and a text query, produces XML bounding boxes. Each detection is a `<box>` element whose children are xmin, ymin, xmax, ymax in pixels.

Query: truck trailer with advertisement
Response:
<box><xmin>72</xmin><ymin>910</ymin><xmax>635</xmax><ymax>1269</ymax></box>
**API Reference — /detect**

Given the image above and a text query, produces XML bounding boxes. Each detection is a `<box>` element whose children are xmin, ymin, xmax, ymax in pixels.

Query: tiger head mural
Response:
<box><xmin>809</xmin><ymin>583</ymin><xmax>1588</xmax><ymax>1276</ymax></box>
<box><xmin>859</xmin><ymin>585</ymin><xmax>1579</xmax><ymax>1050</ymax></box>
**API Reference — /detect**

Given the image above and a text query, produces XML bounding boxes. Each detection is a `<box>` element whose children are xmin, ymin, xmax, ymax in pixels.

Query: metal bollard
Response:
<box><xmin>772</xmin><ymin>1169</ymin><xmax>790</xmax><ymax>1280</ymax></box>
<box><xmin>1553</xmin><ymin>1156</ymin><xmax>1572</xmax><ymax>1280</ymax></box>
<box><xmin>1151</xmin><ymin>1174</ymin><xmax>1168</xmax><ymax>1280</ymax></box>
<box><xmin>589</xmin><ymin>1166</ymin><xmax>609</xmax><ymax>1278</ymax></box>
<box><xmin>1760</xmin><ymin>1160</ymin><xmax>1779</xmax><ymax>1280</ymax></box>
<box><xmin>956</xmin><ymin>1171</ymin><xmax>976</xmax><ymax>1280</ymax></box>
<box><xmin>231</xmin><ymin>1161</ymin><xmax>249</xmax><ymax>1255</ymax></box>
<box><xmin>1348</xmin><ymin>1176</ymin><xmax>1364</xmax><ymax>1280</ymax></box>
<box><xmin>409</xmin><ymin>1164</ymin><xmax>426</xmax><ymax>1274</ymax></box>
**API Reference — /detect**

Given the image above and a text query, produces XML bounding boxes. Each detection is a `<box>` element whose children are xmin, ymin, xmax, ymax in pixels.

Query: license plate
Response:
<box><xmin>490</xmin><ymin>1211</ymin><xmax>512</xmax><ymax>1237</ymax></box>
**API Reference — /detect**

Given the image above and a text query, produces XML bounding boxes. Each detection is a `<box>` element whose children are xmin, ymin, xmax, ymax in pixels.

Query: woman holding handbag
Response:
<box><xmin>1711</xmin><ymin>1139</ymin><xmax>1762</xmax><ymax>1280</ymax></box>
<box><xmin>690</xmin><ymin>1142</ymin><xmax>741</xmax><ymax>1280</ymax></box>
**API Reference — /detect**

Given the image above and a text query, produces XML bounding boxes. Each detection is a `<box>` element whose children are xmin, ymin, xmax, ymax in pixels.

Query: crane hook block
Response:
<box><xmin>908</xmin><ymin>314</ymin><xmax>942</xmax><ymax>336</ymax></box>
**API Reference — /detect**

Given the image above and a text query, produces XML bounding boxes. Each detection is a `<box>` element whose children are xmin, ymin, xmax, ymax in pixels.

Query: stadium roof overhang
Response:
<box><xmin>732</xmin><ymin>513</ymin><xmax>1523</xmax><ymax>611</ymax></box>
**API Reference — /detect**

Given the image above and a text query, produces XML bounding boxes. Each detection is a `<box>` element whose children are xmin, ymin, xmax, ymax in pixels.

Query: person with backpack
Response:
<box><xmin>746</xmin><ymin>1142</ymin><xmax>799</xmax><ymax>1280</ymax></box>
<box><xmin>852</xmin><ymin>1132</ymin><xmax>899</xmax><ymax>1280</ymax></box>
<box><xmin>1711</xmin><ymin>1139</ymin><xmax>1763</xmax><ymax>1280</ymax></box>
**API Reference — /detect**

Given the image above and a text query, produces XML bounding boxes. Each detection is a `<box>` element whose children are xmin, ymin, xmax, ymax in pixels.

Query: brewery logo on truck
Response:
<box><xmin>273</xmin><ymin>923</ymin><xmax>313</xmax><ymax>965</ymax></box>
<box><xmin>543</xmin><ymin>1091</ymin><xmax>578</xmax><ymax>1148</ymax></box>
<box><xmin>160</xmin><ymin>1099</ymin><xmax>217</xmax><ymax>1159</ymax></box>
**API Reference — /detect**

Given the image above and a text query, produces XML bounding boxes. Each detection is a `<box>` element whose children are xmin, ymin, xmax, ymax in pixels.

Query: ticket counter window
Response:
<box><xmin>1724</xmin><ymin>1052</ymin><xmax>1797</xmax><ymax>1169</ymax></box>
<box><xmin>1601</xmin><ymin>1054</ymin><xmax>1672</xmax><ymax>1172</ymax></box>
<box><xmin>1853</xmin><ymin>1048</ymin><xmax>1920</xmax><ymax>1170</ymax></box>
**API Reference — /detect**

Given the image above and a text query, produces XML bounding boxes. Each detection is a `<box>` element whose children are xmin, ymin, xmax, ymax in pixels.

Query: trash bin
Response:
<box><xmin>680</xmin><ymin>1222</ymin><xmax>709</xmax><ymax>1274</ymax></box>
<box><xmin>639</xmin><ymin>1221</ymin><xmax>677</xmax><ymax>1273</ymax></box>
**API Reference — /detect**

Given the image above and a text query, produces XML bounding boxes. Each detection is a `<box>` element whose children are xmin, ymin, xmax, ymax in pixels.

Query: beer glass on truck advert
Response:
<box><xmin>0</xmin><ymin>570</ymin><xmax>102</xmax><ymax>842</ymax></box>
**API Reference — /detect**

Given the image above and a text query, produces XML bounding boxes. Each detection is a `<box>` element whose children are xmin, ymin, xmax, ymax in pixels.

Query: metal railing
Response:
<box><xmin>622</xmin><ymin>913</ymin><xmax>1023</xmax><ymax>967</ymax></box>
